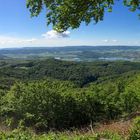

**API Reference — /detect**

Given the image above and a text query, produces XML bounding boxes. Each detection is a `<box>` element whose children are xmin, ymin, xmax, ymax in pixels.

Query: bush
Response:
<box><xmin>0</xmin><ymin>129</ymin><xmax>124</xmax><ymax>140</ymax></box>
<box><xmin>1</xmin><ymin>78</ymin><xmax>140</xmax><ymax>131</ymax></box>
<box><xmin>129</xmin><ymin>117</ymin><xmax>140</xmax><ymax>140</ymax></box>
<box><xmin>0</xmin><ymin>129</ymin><xmax>34</xmax><ymax>140</ymax></box>
<box><xmin>98</xmin><ymin>131</ymin><xmax>123</xmax><ymax>140</ymax></box>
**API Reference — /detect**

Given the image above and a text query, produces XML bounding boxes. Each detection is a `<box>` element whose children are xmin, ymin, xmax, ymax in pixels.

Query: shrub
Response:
<box><xmin>129</xmin><ymin>117</ymin><xmax>140</xmax><ymax>140</ymax></box>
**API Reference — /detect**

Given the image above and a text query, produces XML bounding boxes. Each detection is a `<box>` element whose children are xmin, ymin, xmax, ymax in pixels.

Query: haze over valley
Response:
<box><xmin>1</xmin><ymin>46</ymin><xmax>140</xmax><ymax>62</ymax></box>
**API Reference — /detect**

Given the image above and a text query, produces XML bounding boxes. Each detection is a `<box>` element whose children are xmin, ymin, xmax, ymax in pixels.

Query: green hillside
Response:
<box><xmin>0</xmin><ymin>59</ymin><xmax>140</xmax><ymax>139</ymax></box>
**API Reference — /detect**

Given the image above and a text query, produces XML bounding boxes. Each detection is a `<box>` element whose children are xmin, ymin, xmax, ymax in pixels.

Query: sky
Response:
<box><xmin>0</xmin><ymin>0</ymin><xmax>140</xmax><ymax>48</ymax></box>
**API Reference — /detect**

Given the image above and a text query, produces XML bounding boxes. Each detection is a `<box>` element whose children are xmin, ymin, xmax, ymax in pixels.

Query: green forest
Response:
<box><xmin>0</xmin><ymin>58</ymin><xmax>140</xmax><ymax>139</ymax></box>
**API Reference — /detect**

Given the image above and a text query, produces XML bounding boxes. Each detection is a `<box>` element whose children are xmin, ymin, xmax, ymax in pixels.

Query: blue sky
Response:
<box><xmin>0</xmin><ymin>0</ymin><xmax>140</xmax><ymax>47</ymax></box>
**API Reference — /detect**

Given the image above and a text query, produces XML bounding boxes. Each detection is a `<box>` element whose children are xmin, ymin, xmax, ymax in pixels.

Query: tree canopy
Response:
<box><xmin>26</xmin><ymin>0</ymin><xmax>140</xmax><ymax>32</ymax></box>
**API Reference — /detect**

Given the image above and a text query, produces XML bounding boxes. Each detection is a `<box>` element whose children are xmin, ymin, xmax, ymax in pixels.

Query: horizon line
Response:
<box><xmin>1</xmin><ymin>45</ymin><xmax>140</xmax><ymax>49</ymax></box>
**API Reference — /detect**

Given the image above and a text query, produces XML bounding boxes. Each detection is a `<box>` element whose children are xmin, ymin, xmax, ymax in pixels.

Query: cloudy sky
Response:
<box><xmin>0</xmin><ymin>0</ymin><xmax>140</xmax><ymax>48</ymax></box>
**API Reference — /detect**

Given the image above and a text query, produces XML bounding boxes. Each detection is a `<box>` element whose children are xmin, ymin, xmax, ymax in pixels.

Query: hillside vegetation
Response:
<box><xmin>0</xmin><ymin>58</ymin><xmax>140</xmax><ymax>139</ymax></box>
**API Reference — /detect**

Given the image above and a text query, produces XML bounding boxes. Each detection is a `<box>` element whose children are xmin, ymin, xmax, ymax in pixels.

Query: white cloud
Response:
<box><xmin>0</xmin><ymin>33</ymin><xmax>139</xmax><ymax>48</ymax></box>
<box><xmin>18</xmin><ymin>38</ymin><xmax>37</xmax><ymax>43</ymax></box>
<box><xmin>102</xmin><ymin>39</ymin><xmax>118</xmax><ymax>43</ymax></box>
<box><xmin>42</xmin><ymin>30</ymin><xmax>70</xmax><ymax>39</ymax></box>
<box><xmin>0</xmin><ymin>36</ymin><xmax>37</xmax><ymax>47</ymax></box>
<box><xmin>102</xmin><ymin>39</ymin><xmax>109</xmax><ymax>43</ymax></box>
<box><xmin>0</xmin><ymin>35</ymin><xmax>82</xmax><ymax>48</ymax></box>
<box><xmin>112</xmin><ymin>39</ymin><xmax>117</xmax><ymax>42</ymax></box>
<box><xmin>102</xmin><ymin>39</ymin><xmax>117</xmax><ymax>42</ymax></box>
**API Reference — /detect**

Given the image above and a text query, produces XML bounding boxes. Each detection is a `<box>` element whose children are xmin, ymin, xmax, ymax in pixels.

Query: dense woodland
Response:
<box><xmin>0</xmin><ymin>58</ymin><xmax>140</xmax><ymax>139</ymax></box>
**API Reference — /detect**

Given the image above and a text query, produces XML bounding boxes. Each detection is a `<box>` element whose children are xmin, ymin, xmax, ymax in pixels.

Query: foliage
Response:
<box><xmin>0</xmin><ymin>129</ymin><xmax>124</xmax><ymax>140</ymax></box>
<box><xmin>26</xmin><ymin>0</ymin><xmax>140</xmax><ymax>31</ymax></box>
<box><xmin>98</xmin><ymin>131</ymin><xmax>123</xmax><ymax>140</ymax></box>
<box><xmin>0</xmin><ymin>129</ymin><xmax>34</xmax><ymax>140</ymax></box>
<box><xmin>0</xmin><ymin>59</ymin><xmax>140</xmax><ymax>137</ymax></box>
<box><xmin>129</xmin><ymin>117</ymin><xmax>140</xmax><ymax>140</ymax></box>
<box><xmin>1</xmin><ymin>58</ymin><xmax>140</xmax><ymax>87</ymax></box>
<box><xmin>1</xmin><ymin>75</ymin><xmax>140</xmax><ymax>130</ymax></box>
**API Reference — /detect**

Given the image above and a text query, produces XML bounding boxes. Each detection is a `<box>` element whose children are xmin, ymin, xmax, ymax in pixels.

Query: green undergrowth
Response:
<box><xmin>0</xmin><ymin>129</ymin><xmax>124</xmax><ymax>140</ymax></box>
<box><xmin>1</xmin><ymin>117</ymin><xmax>140</xmax><ymax>140</ymax></box>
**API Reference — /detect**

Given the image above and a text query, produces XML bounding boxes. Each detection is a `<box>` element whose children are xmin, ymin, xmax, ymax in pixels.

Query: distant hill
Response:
<box><xmin>1</xmin><ymin>46</ymin><xmax>140</xmax><ymax>54</ymax></box>
<box><xmin>0</xmin><ymin>54</ymin><xmax>8</xmax><ymax>59</ymax></box>
<box><xmin>0</xmin><ymin>46</ymin><xmax>140</xmax><ymax>61</ymax></box>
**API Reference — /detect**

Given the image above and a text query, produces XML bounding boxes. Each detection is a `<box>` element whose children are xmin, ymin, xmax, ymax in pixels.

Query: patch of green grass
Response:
<box><xmin>0</xmin><ymin>129</ymin><xmax>125</xmax><ymax>140</ymax></box>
